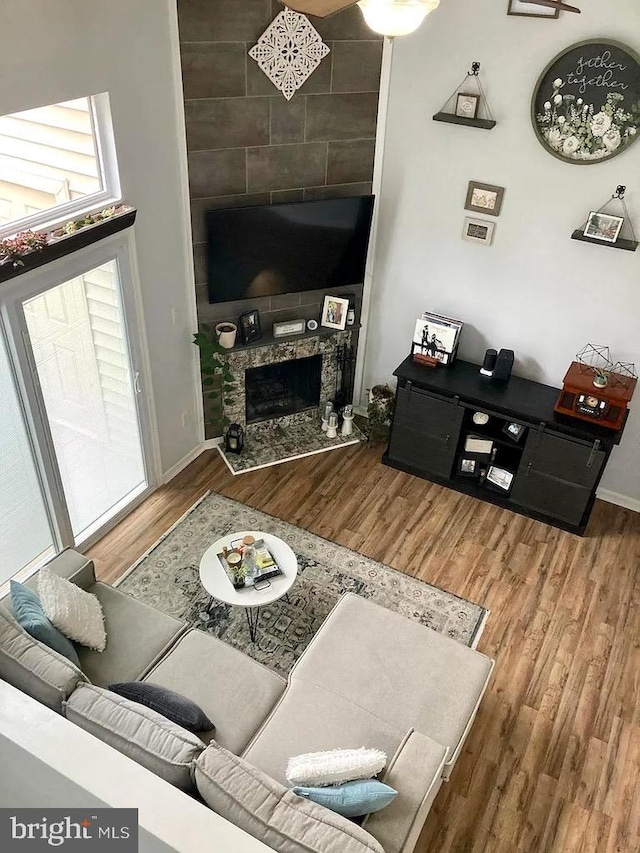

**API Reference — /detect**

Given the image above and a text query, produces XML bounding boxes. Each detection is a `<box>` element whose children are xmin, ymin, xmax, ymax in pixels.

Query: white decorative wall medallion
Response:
<box><xmin>249</xmin><ymin>9</ymin><xmax>330</xmax><ymax>101</ymax></box>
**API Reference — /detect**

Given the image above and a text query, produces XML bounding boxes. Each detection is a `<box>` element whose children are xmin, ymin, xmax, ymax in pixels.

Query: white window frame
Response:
<box><xmin>0</xmin><ymin>92</ymin><xmax>122</xmax><ymax>240</ymax></box>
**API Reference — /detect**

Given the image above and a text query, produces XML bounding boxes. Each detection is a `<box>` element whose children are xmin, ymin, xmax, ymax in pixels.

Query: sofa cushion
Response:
<box><xmin>287</xmin><ymin>748</ymin><xmax>387</xmax><ymax>787</ymax></box>
<box><xmin>37</xmin><ymin>567</ymin><xmax>106</xmax><ymax>651</ymax></box>
<box><xmin>293</xmin><ymin>780</ymin><xmax>398</xmax><ymax>818</ymax></box>
<box><xmin>10</xmin><ymin>581</ymin><xmax>80</xmax><ymax>666</ymax></box>
<box><xmin>76</xmin><ymin>583</ymin><xmax>186</xmax><ymax>687</ymax></box>
<box><xmin>0</xmin><ymin>607</ymin><xmax>87</xmax><ymax>712</ymax></box>
<box><xmin>142</xmin><ymin>628</ymin><xmax>286</xmax><ymax>755</ymax></box>
<box><xmin>363</xmin><ymin>730</ymin><xmax>448</xmax><ymax>853</ymax></box>
<box><xmin>109</xmin><ymin>681</ymin><xmax>215</xmax><ymax>734</ymax></box>
<box><xmin>291</xmin><ymin>593</ymin><xmax>494</xmax><ymax>771</ymax></box>
<box><xmin>194</xmin><ymin>741</ymin><xmax>385</xmax><ymax>853</ymax></box>
<box><xmin>243</xmin><ymin>680</ymin><xmax>406</xmax><ymax>786</ymax></box>
<box><xmin>63</xmin><ymin>683</ymin><xmax>204</xmax><ymax>791</ymax></box>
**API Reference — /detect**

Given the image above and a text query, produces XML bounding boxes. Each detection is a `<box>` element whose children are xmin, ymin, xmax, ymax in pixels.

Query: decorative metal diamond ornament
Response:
<box><xmin>249</xmin><ymin>9</ymin><xmax>330</xmax><ymax>101</ymax></box>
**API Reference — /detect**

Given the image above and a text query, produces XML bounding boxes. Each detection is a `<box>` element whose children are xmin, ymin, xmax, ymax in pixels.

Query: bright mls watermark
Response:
<box><xmin>0</xmin><ymin>810</ymin><xmax>137</xmax><ymax>851</ymax></box>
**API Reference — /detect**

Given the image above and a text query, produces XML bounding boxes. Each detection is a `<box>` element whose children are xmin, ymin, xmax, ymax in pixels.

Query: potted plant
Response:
<box><xmin>193</xmin><ymin>325</ymin><xmax>237</xmax><ymax>435</ymax></box>
<box><xmin>231</xmin><ymin>561</ymin><xmax>247</xmax><ymax>590</ymax></box>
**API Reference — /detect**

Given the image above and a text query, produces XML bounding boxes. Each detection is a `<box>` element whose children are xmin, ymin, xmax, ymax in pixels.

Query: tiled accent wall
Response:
<box><xmin>177</xmin><ymin>0</ymin><xmax>383</xmax><ymax>336</ymax></box>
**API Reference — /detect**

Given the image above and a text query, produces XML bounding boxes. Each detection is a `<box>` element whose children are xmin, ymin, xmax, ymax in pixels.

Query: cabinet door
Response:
<box><xmin>511</xmin><ymin>431</ymin><xmax>605</xmax><ymax>525</ymax></box>
<box><xmin>388</xmin><ymin>385</ymin><xmax>463</xmax><ymax>479</ymax></box>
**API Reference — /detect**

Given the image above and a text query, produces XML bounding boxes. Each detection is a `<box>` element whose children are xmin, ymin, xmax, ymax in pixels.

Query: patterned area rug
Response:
<box><xmin>117</xmin><ymin>493</ymin><xmax>488</xmax><ymax>678</ymax></box>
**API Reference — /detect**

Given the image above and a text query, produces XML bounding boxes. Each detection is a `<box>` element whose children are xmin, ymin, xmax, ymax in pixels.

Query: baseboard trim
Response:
<box><xmin>596</xmin><ymin>489</ymin><xmax>640</xmax><ymax>513</ymax></box>
<box><xmin>203</xmin><ymin>437</ymin><xmax>223</xmax><ymax>450</ymax></box>
<box><xmin>162</xmin><ymin>444</ymin><xmax>206</xmax><ymax>484</ymax></box>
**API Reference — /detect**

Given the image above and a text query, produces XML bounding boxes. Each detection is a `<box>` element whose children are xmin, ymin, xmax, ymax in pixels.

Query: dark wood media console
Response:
<box><xmin>383</xmin><ymin>356</ymin><xmax>628</xmax><ymax>535</ymax></box>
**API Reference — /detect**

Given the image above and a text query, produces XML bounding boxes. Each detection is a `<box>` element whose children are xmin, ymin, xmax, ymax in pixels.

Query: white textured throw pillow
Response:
<box><xmin>38</xmin><ymin>567</ymin><xmax>106</xmax><ymax>652</ymax></box>
<box><xmin>286</xmin><ymin>748</ymin><xmax>387</xmax><ymax>787</ymax></box>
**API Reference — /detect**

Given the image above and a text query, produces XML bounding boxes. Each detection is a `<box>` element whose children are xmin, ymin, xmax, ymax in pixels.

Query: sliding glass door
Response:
<box><xmin>0</xmin><ymin>234</ymin><xmax>156</xmax><ymax>577</ymax></box>
<box><xmin>21</xmin><ymin>259</ymin><xmax>148</xmax><ymax>541</ymax></box>
<box><xmin>0</xmin><ymin>322</ymin><xmax>55</xmax><ymax>582</ymax></box>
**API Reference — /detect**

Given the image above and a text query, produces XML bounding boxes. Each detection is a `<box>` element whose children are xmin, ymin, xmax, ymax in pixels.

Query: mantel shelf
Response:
<box><xmin>432</xmin><ymin>112</ymin><xmax>497</xmax><ymax>130</ymax></box>
<box><xmin>571</xmin><ymin>230</ymin><xmax>638</xmax><ymax>252</ymax></box>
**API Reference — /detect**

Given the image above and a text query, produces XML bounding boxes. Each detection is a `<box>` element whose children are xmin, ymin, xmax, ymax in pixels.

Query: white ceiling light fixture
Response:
<box><xmin>281</xmin><ymin>1</ymin><xmax>440</xmax><ymax>37</ymax></box>
<box><xmin>357</xmin><ymin>0</ymin><xmax>440</xmax><ymax>37</ymax></box>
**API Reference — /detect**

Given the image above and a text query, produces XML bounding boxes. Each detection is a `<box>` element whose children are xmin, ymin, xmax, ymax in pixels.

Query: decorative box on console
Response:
<box><xmin>273</xmin><ymin>319</ymin><xmax>306</xmax><ymax>338</ymax></box>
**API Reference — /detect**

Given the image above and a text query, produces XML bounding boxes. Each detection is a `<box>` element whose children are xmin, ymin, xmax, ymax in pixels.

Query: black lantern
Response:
<box><xmin>225</xmin><ymin>423</ymin><xmax>244</xmax><ymax>454</ymax></box>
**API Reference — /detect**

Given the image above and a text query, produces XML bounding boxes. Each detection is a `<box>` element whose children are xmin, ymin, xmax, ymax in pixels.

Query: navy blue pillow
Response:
<box><xmin>10</xmin><ymin>580</ymin><xmax>81</xmax><ymax>667</ymax></box>
<box><xmin>108</xmin><ymin>682</ymin><xmax>215</xmax><ymax>733</ymax></box>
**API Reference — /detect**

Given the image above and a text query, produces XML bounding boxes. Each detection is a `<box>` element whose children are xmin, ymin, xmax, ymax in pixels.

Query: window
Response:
<box><xmin>0</xmin><ymin>94</ymin><xmax>120</xmax><ymax>238</ymax></box>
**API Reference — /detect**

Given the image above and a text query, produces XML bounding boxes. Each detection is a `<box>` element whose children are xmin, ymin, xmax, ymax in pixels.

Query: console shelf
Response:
<box><xmin>383</xmin><ymin>356</ymin><xmax>627</xmax><ymax>535</ymax></box>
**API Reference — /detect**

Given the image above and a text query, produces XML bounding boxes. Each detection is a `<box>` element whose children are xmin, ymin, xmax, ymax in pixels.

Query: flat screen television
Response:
<box><xmin>206</xmin><ymin>195</ymin><xmax>375</xmax><ymax>304</ymax></box>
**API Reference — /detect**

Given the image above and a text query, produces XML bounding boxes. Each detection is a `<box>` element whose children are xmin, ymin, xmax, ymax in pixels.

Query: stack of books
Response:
<box><xmin>412</xmin><ymin>311</ymin><xmax>463</xmax><ymax>367</ymax></box>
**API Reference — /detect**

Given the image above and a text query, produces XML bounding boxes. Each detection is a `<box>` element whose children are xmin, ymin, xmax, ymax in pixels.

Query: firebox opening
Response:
<box><xmin>245</xmin><ymin>354</ymin><xmax>322</xmax><ymax>425</ymax></box>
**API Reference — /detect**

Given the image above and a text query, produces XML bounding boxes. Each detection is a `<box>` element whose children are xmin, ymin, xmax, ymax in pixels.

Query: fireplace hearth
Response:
<box><xmin>245</xmin><ymin>354</ymin><xmax>322</xmax><ymax>425</ymax></box>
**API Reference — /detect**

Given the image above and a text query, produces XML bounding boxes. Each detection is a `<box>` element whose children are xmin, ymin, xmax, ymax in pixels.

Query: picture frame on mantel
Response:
<box><xmin>507</xmin><ymin>0</ymin><xmax>559</xmax><ymax>18</ymax></box>
<box><xmin>321</xmin><ymin>295</ymin><xmax>349</xmax><ymax>330</ymax></box>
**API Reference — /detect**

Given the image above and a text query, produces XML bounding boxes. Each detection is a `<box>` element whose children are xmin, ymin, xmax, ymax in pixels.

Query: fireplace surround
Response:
<box><xmin>220</xmin><ymin>330</ymin><xmax>354</xmax><ymax>432</ymax></box>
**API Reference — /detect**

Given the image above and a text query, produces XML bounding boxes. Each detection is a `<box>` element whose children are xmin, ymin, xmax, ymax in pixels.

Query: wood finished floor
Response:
<box><xmin>87</xmin><ymin>443</ymin><xmax>640</xmax><ymax>853</ymax></box>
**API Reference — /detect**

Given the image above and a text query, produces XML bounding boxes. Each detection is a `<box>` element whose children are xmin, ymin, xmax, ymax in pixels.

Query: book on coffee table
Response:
<box><xmin>218</xmin><ymin>538</ymin><xmax>283</xmax><ymax>590</ymax></box>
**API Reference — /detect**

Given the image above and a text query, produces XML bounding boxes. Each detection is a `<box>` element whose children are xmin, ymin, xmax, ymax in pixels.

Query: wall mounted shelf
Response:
<box><xmin>570</xmin><ymin>231</ymin><xmax>638</xmax><ymax>252</ymax></box>
<box><xmin>432</xmin><ymin>62</ymin><xmax>497</xmax><ymax>131</ymax></box>
<box><xmin>432</xmin><ymin>112</ymin><xmax>496</xmax><ymax>130</ymax></box>
<box><xmin>572</xmin><ymin>186</ymin><xmax>638</xmax><ymax>253</ymax></box>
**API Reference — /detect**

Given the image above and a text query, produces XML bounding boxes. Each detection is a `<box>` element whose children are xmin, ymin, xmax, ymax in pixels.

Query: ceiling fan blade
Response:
<box><xmin>520</xmin><ymin>0</ymin><xmax>581</xmax><ymax>12</ymax></box>
<box><xmin>279</xmin><ymin>0</ymin><xmax>360</xmax><ymax>17</ymax></box>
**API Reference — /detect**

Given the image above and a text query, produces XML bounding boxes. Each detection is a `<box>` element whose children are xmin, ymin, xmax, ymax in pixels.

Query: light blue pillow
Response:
<box><xmin>293</xmin><ymin>779</ymin><xmax>397</xmax><ymax>818</ymax></box>
<box><xmin>10</xmin><ymin>580</ymin><xmax>81</xmax><ymax>667</ymax></box>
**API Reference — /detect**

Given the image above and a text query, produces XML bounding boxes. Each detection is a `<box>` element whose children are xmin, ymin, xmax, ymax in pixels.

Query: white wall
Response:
<box><xmin>0</xmin><ymin>0</ymin><xmax>202</xmax><ymax>476</ymax></box>
<box><xmin>365</xmin><ymin>0</ymin><xmax>640</xmax><ymax>503</ymax></box>
<box><xmin>0</xmin><ymin>682</ymin><xmax>270</xmax><ymax>852</ymax></box>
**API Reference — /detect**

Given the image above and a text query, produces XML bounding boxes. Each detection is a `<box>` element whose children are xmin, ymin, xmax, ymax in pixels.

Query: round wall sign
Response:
<box><xmin>532</xmin><ymin>39</ymin><xmax>640</xmax><ymax>164</ymax></box>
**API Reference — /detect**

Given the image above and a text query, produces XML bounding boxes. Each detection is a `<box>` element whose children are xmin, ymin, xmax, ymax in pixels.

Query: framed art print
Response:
<box><xmin>462</xmin><ymin>217</ymin><xmax>495</xmax><ymax>246</ymax></box>
<box><xmin>321</xmin><ymin>295</ymin><xmax>349</xmax><ymax>330</ymax></box>
<box><xmin>455</xmin><ymin>93</ymin><xmax>480</xmax><ymax>119</ymax></box>
<box><xmin>465</xmin><ymin>181</ymin><xmax>505</xmax><ymax>217</ymax></box>
<box><xmin>507</xmin><ymin>0</ymin><xmax>559</xmax><ymax>18</ymax></box>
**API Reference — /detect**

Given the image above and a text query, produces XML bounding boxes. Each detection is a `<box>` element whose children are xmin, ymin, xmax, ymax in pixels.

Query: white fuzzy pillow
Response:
<box><xmin>286</xmin><ymin>748</ymin><xmax>386</xmax><ymax>787</ymax></box>
<box><xmin>38</xmin><ymin>568</ymin><xmax>106</xmax><ymax>652</ymax></box>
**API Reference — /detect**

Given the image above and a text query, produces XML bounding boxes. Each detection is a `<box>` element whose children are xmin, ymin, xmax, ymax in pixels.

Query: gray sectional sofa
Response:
<box><xmin>0</xmin><ymin>549</ymin><xmax>494</xmax><ymax>853</ymax></box>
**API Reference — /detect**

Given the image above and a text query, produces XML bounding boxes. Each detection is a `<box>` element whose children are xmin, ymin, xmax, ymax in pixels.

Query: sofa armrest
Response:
<box><xmin>363</xmin><ymin>729</ymin><xmax>448</xmax><ymax>853</ymax></box>
<box><xmin>44</xmin><ymin>549</ymin><xmax>96</xmax><ymax>590</ymax></box>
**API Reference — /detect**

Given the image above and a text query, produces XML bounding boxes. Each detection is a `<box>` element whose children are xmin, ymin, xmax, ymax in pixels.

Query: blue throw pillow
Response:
<box><xmin>108</xmin><ymin>682</ymin><xmax>215</xmax><ymax>733</ymax></box>
<box><xmin>10</xmin><ymin>580</ymin><xmax>81</xmax><ymax>667</ymax></box>
<box><xmin>293</xmin><ymin>779</ymin><xmax>397</xmax><ymax>818</ymax></box>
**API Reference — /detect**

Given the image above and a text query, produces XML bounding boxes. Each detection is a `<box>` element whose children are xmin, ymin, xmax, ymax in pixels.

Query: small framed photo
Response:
<box><xmin>239</xmin><ymin>309</ymin><xmax>261</xmax><ymax>345</ymax></box>
<box><xmin>321</xmin><ymin>295</ymin><xmax>349</xmax><ymax>330</ymax></box>
<box><xmin>507</xmin><ymin>0</ymin><xmax>559</xmax><ymax>18</ymax></box>
<box><xmin>458</xmin><ymin>456</ymin><xmax>481</xmax><ymax>478</ymax></box>
<box><xmin>486</xmin><ymin>465</ymin><xmax>514</xmax><ymax>492</ymax></box>
<box><xmin>465</xmin><ymin>181</ymin><xmax>505</xmax><ymax>217</ymax></box>
<box><xmin>583</xmin><ymin>211</ymin><xmax>624</xmax><ymax>244</ymax></box>
<box><xmin>502</xmin><ymin>421</ymin><xmax>525</xmax><ymax>442</ymax></box>
<box><xmin>455</xmin><ymin>93</ymin><xmax>480</xmax><ymax>119</ymax></box>
<box><xmin>462</xmin><ymin>217</ymin><xmax>495</xmax><ymax>246</ymax></box>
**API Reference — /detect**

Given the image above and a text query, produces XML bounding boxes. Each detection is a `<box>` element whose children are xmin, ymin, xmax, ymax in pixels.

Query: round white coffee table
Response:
<box><xmin>199</xmin><ymin>530</ymin><xmax>298</xmax><ymax>643</ymax></box>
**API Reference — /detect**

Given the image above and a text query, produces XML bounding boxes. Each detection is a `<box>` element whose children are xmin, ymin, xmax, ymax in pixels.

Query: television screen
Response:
<box><xmin>206</xmin><ymin>195</ymin><xmax>375</xmax><ymax>304</ymax></box>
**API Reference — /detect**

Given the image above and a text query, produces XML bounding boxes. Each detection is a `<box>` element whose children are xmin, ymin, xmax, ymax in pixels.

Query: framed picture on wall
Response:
<box><xmin>507</xmin><ymin>0</ymin><xmax>559</xmax><ymax>18</ymax></box>
<box><xmin>462</xmin><ymin>217</ymin><xmax>495</xmax><ymax>246</ymax></box>
<box><xmin>465</xmin><ymin>181</ymin><xmax>505</xmax><ymax>217</ymax></box>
